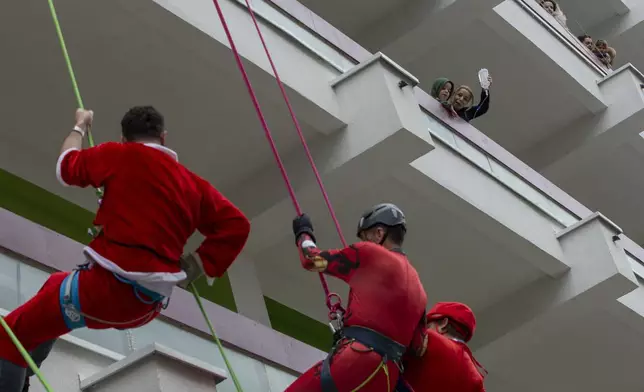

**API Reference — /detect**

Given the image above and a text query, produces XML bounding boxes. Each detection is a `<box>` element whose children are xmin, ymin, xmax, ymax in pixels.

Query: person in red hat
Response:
<box><xmin>402</xmin><ymin>302</ymin><xmax>486</xmax><ymax>392</ymax></box>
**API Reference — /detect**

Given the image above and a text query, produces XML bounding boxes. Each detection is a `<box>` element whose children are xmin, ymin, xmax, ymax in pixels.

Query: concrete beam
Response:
<box><xmin>400</xmin><ymin>144</ymin><xmax>568</xmax><ymax>277</ymax></box>
<box><xmin>472</xmin><ymin>212</ymin><xmax>637</xmax><ymax>349</ymax></box>
<box><xmin>525</xmin><ymin>65</ymin><xmax>644</xmax><ymax>180</ymax></box>
<box><xmin>363</xmin><ymin>0</ymin><xmax>503</xmax><ymax>64</ymax></box>
<box><xmin>227</xmin><ymin>254</ymin><xmax>272</xmax><ymax>327</ymax></box>
<box><xmin>128</xmin><ymin>0</ymin><xmax>346</xmax><ymax>134</ymax></box>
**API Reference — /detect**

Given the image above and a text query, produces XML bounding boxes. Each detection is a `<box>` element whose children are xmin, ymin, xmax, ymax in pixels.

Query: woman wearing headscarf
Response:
<box><xmin>430</xmin><ymin>78</ymin><xmax>454</xmax><ymax>103</ymax></box>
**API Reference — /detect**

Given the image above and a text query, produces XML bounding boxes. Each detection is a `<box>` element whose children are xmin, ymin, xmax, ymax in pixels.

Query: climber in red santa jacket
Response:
<box><xmin>402</xmin><ymin>302</ymin><xmax>487</xmax><ymax>392</ymax></box>
<box><xmin>286</xmin><ymin>203</ymin><xmax>428</xmax><ymax>392</ymax></box>
<box><xmin>0</xmin><ymin>107</ymin><xmax>250</xmax><ymax>392</ymax></box>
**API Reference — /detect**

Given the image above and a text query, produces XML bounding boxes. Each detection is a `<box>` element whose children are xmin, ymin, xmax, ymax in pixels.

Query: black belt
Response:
<box><xmin>320</xmin><ymin>326</ymin><xmax>406</xmax><ymax>392</ymax></box>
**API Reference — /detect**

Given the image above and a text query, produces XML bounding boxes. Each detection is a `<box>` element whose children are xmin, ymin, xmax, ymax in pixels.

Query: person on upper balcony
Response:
<box><xmin>539</xmin><ymin>0</ymin><xmax>567</xmax><ymax>27</ymax></box>
<box><xmin>594</xmin><ymin>40</ymin><xmax>616</xmax><ymax>67</ymax></box>
<box><xmin>430</xmin><ymin>78</ymin><xmax>454</xmax><ymax>104</ymax></box>
<box><xmin>448</xmin><ymin>77</ymin><xmax>492</xmax><ymax>123</ymax></box>
<box><xmin>578</xmin><ymin>34</ymin><xmax>594</xmax><ymax>51</ymax></box>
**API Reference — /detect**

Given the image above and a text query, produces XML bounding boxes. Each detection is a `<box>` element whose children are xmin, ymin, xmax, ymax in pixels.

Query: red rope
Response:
<box><xmin>209</xmin><ymin>0</ymin><xmax>344</xmax><ymax>317</ymax></box>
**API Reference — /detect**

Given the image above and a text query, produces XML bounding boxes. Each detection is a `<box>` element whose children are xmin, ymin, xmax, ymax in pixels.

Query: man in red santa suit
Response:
<box><xmin>0</xmin><ymin>106</ymin><xmax>250</xmax><ymax>392</ymax></box>
<box><xmin>401</xmin><ymin>302</ymin><xmax>487</xmax><ymax>392</ymax></box>
<box><xmin>286</xmin><ymin>203</ymin><xmax>428</xmax><ymax>392</ymax></box>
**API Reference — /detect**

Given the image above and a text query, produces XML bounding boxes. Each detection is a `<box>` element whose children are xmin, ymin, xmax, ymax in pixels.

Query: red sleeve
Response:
<box><xmin>56</xmin><ymin>142</ymin><xmax>122</xmax><ymax>188</ymax></box>
<box><xmin>195</xmin><ymin>181</ymin><xmax>250</xmax><ymax>278</ymax></box>
<box><xmin>297</xmin><ymin>235</ymin><xmax>366</xmax><ymax>283</ymax></box>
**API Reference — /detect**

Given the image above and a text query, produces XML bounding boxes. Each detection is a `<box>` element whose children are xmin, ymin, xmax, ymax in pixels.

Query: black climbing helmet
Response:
<box><xmin>356</xmin><ymin>203</ymin><xmax>407</xmax><ymax>237</ymax></box>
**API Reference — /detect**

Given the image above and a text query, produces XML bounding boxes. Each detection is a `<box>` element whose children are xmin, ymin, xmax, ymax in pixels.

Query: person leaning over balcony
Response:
<box><xmin>578</xmin><ymin>34</ymin><xmax>594</xmax><ymax>51</ymax></box>
<box><xmin>400</xmin><ymin>302</ymin><xmax>486</xmax><ymax>392</ymax></box>
<box><xmin>0</xmin><ymin>106</ymin><xmax>250</xmax><ymax>392</ymax></box>
<box><xmin>540</xmin><ymin>0</ymin><xmax>567</xmax><ymax>27</ymax></box>
<box><xmin>594</xmin><ymin>40</ymin><xmax>616</xmax><ymax>67</ymax></box>
<box><xmin>286</xmin><ymin>204</ymin><xmax>428</xmax><ymax>392</ymax></box>
<box><xmin>430</xmin><ymin>78</ymin><xmax>454</xmax><ymax>104</ymax></box>
<box><xmin>448</xmin><ymin>80</ymin><xmax>491</xmax><ymax>123</ymax></box>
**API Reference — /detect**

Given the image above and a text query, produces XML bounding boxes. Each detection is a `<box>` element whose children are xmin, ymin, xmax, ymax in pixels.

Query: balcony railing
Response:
<box><xmin>423</xmin><ymin>108</ymin><xmax>578</xmax><ymax>228</ymax></box>
<box><xmin>516</xmin><ymin>0</ymin><xmax>611</xmax><ymax>75</ymax></box>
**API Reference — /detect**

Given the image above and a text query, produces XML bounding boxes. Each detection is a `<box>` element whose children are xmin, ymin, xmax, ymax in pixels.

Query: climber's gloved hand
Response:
<box><xmin>178</xmin><ymin>253</ymin><xmax>215</xmax><ymax>289</ymax></box>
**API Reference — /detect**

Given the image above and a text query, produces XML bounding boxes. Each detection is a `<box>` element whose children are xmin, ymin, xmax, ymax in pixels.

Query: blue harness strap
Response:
<box><xmin>111</xmin><ymin>273</ymin><xmax>165</xmax><ymax>304</ymax></box>
<box><xmin>59</xmin><ymin>270</ymin><xmax>86</xmax><ymax>330</ymax></box>
<box><xmin>59</xmin><ymin>266</ymin><xmax>166</xmax><ymax>331</ymax></box>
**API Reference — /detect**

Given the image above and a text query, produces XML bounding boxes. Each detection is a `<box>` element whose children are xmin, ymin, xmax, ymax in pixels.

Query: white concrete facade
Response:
<box><xmin>2</xmin><ymin>0</ymin><xmax>644</xmax><ymax>391</ymax></box>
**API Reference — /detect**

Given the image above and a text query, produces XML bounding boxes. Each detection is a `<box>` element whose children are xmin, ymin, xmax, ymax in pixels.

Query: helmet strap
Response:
<box><xmin>378</xmin><ymin>229</ymin><xmax>389</xmax><ymax>246</ymax></box>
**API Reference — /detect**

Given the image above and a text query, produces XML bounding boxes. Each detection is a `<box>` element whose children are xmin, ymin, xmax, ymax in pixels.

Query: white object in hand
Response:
<box><xmin>478</xmin><ymin>68</ymin><xmax>491</xmax><ymax>90</ymax></box>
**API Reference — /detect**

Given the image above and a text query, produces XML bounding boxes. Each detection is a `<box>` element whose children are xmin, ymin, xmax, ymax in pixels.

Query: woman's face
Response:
<box><xmin>582</xmin><ymin>37</ymin><xmax>593</xmax><ymax>49</ymax></box>
<box><xmin>452</xmin><ymin>89</ymin><xmax>473</xmax><ymax>111</ymax></box>
<box><xmin>542</xmin><ymin>1</ymin><xmax>555</xmax><ymax>14</ymax></box>
<box><xmin>438</xmin><ymin>82</ymin><xmax>453</xmax><ymax>101</ymax></box>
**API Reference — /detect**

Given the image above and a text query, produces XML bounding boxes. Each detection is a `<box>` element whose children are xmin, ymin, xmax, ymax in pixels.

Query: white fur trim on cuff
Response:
<box><xmin>56</xmin><ymin>148</ymin><xmax>80</xmax><ymax>187</ymax></box>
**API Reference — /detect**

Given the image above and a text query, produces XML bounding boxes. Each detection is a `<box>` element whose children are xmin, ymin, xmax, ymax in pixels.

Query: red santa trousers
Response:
<box><xmin>285</xmin><ymin>340</ymin><xmax>400</xmax><ymax>392</ymax></box>
<box><xmin>0</xmin><ymin>264</ymin><xmax>160</xmax><ymax>367</ymax></box>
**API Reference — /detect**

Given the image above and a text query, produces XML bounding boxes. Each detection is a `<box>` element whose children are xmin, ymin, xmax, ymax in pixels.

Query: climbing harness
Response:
<box><xmin>209</xmin><ymin>0</ymin><xmax>347</xmax><ymax>323</ymax></box>
<box><xmin>320</xmin><ymin>326</ymin><xmax>404</xmax><ymax>392</ymax></box>
<box><xmin>59</xmin><ymin>264</ymin><xmax>167</xmax><ymax>330</ymax></box>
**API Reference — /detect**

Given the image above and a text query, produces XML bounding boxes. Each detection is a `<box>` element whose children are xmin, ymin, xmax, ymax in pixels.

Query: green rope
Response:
<box><xmin>46</xmin><ymin>0</ymin><xmax>102</xmax><ymax>198</ymax></box>
<box><xmin>189</xmin><ymin>283</ymin><xmax>244</xmax><ymax>391</ymax></box>
<box><xmin>0</xmin><ymin>317</ymin><xmax>54</xmax><ymax>392</ymax></box>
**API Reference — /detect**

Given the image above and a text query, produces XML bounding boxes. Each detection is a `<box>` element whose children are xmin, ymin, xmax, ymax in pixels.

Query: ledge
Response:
<box><xmin>598</xmin><ymin>63</ymin><xmax>644</xmax><ymax>86</ymax></box>
<box><xmin>79</xmin><ymin>343</ymin><xmax>227</xmax><ymax>390</ymax></box>
<box><xmin>330</xmin><ymin>52</ymin><xmax>419</xmax><ymax>88</ymax></box>
<box><xmin>556</xmin><ymin>211</ymin><xmax>623</xmax><ymax>240</ymax></box>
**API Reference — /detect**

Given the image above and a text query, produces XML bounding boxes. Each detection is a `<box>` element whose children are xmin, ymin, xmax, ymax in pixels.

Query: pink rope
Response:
<box><xmin>209</xmin><ymin>0</ymin><xmax>344</xmax><ymax>317</ymax></box>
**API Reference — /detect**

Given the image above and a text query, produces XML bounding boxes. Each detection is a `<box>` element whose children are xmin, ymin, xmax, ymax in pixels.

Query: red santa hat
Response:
<box><xmin>426</xmin><ymin>302</ymin><xmax>476</xmax><ymax>342</ymax></box>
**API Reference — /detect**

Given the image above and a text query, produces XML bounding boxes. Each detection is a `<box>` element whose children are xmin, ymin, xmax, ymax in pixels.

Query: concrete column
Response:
<box><xmin>227</xmin><ymin>254</ymin><xmax>272</xmax><ymax>327</ymax></box>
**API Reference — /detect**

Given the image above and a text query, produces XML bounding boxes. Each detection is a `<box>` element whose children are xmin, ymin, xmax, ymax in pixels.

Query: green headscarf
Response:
<box><xmin>430</xmin><ymin>78</ymin><xmax>453</xmax><ymax>102</ymax></box>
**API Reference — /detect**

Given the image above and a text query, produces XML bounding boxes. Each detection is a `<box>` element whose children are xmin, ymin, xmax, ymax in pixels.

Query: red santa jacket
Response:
<box><xmin>403</xmin><ymin>329</ymin><xmax>486</xmax><ymax>392</ymax></box>
<box><xmin>56</xmin><ymin>142</ymin><xmax>250</xmax><ymax>296</ymax></box>
<box><xmin>298</xmin><ymin>238</ymin><xmax>428</xmax><ymax>351</ymax></box>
